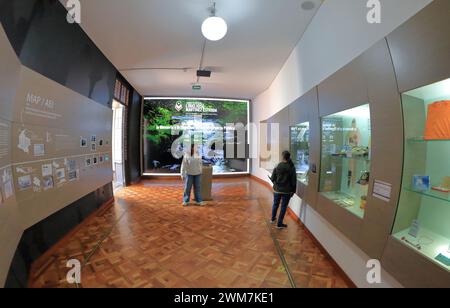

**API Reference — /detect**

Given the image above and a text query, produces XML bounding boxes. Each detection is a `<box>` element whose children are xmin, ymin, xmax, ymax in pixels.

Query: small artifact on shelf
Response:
<box><xmin>435</xmin><ymin>253</ymin><xmax>450</xmax><ymax>267</ymax></box>
<box><xmin>431</xmin><ymin>176</ymin><xmax>450</xmax><ymax>193</ymax></box>
<box><xmin>408</xmin><ymin>220</ymin><xmax>421</xmax><ymax>238</ymax></box>
<box><xmin>401</xmin><ymin>237</ymin><xmax>421</xmax><ymax>250</ymax></box>
<box><xmin>330</xmin><ymin>146</ymin><xmax>369</xmax><ymax>158</ymax></box>
<box><xmin>412</xmin><ymin>175</ymin><xmax>430</xmax><ymax>192</ymax></box>
<box><xmin>351</xmin><ymin>146</ymin><xmax>369</xmax><ymax>157</ymax></box>
<box><xmin>360</xmin><ymin>195</ymin><xmax>367</xmax><ymax>210</ymax></box>
<box><xmin>357</xmin><ymin>171</ymin><xmax>370</xmax><ymax>186</ymax></box>
<box><xmin>424</xmin><ymin>100</ymin><xmax>450</xmax><ymax>140</ymax></box>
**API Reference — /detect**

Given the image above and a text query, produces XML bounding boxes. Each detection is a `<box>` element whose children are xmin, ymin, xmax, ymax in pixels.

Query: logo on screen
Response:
<box><xmin>175</xmin><ymin>101</ymin><xmax>183</xmax><ymax>112</ymax></box>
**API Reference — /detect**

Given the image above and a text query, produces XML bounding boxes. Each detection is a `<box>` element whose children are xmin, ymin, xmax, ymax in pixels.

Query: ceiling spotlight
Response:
<box><xmin>201</xmin><ymin>3</ymin><xmax>227</xmax><ymax>41</ymax></box>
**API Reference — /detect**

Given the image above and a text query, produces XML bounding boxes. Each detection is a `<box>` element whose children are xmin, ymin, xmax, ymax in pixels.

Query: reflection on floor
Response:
<box><xmin>29</xmin><ymin>177</ymin><xmax>352</xmax><ymax>288</ymax></box>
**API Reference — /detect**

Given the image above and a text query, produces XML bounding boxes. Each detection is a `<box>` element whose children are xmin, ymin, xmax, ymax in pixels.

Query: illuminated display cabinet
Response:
<box><xmin>319</xmin><ymin>104</ymin><xmax>371</xmax><ymax>219</ymax></box>
<box><xmin>290</xmin><ymin>122</ymin><xmax>310</xmax><ymax>185</ymax></box>
<box><xmin>391</xmin><ymin>78</ymin><xmax>450</xmax><ymax>271</ymax></box>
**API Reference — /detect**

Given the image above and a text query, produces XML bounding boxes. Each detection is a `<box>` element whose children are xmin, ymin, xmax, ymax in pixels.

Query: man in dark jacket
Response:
<box><xmin>270</xmin><ymin>151</ymin><xmax>297</xmax><ymax>229</ymax></box>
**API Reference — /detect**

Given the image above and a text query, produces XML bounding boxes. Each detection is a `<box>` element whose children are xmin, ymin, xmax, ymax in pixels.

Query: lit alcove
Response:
<box><xmin>392</xmin><ymin>78</ymin><xmax>450</xmax><ymax>270</ymax></box>
<box><xmin>319</xmin><ymin>104</ymin><xmax>372</xmax><ymax>219</ymax></box>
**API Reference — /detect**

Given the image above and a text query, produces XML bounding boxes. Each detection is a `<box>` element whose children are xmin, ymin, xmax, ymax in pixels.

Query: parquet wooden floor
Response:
<box><xmin>29</xmin><ymin>177</ymin><xmax>351</xmax><ymax>288</ymax></box>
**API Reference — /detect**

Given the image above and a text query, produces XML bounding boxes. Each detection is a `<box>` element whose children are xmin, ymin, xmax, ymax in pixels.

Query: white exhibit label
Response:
<box><xmin>373</xmin><ymin>180</ymin><xmax>392</xmax><ymax>202</ymax></box>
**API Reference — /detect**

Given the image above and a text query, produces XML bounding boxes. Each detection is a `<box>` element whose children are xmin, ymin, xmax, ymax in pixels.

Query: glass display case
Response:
<box><xmin>319</xmin><ymin>104</ymin><xmax>372</xmax><ymax>219</ymax></box>
<box><xmin>290</xmin><ymin>122</ymin><xmax>310</xmax><ymax>185</ymax></box>
<box><xmin>392</xmin><ymin>78</ymin><xmax>450</xmax><ymax>271</ymax></box>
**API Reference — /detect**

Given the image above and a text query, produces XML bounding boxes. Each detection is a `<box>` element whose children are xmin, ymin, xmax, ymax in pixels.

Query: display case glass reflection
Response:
<box><xmin>392</xmin><ymin>78</ymin><xmax>450</xmax><ymax>271</ymax></box>
<box><xmin>290</xmin><ymin>122</ymin><xmax>310</xmax><ymax>185</ymax></box>
<box><xmin>319</xmin><ymin>104</ymin><xmax>371</xmax><ymax>219</ymax></box>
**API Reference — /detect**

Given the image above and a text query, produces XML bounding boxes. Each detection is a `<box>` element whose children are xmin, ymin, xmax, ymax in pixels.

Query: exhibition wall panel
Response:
<box><xmin>316</xmin><ymin>38</ymin><xmax>404</xmax><ymax>259</ymax></box>
<box><xmin>263</xmin><ymin>107</ymin><xmax>290</xmax><ymax>173</ymax></box>
<box><xmin>356</xmin><ymin>40</ymin><xmax>403</xmax><ymax>259</ymax></box>
<box><xmin>381</xmin><ymin>0</ymin><xmax>450</xmax><ymax>288</ymax></box>
<box><xmin>0</xmin><ymin>1</ymin><xmax>130</xmax><ymax>287</ymax></box>
<box><xmin>11</xmin><ymin>67</ymin><xmax>113</xmax><ymax>229</ymax></box>
<box><xmin>0</xmin><ymin>24</ymin><xmax>22</xmax><ymax>288</ymax></box>
<box><xmin>316</xmin><ymin>51</ymin><xmax>369</xmax><ymax>246</ymax></box>
<box><xmin>288</xmin><ymin>88</ymin><xmax>320</xmax><ymax>208</ymax></box>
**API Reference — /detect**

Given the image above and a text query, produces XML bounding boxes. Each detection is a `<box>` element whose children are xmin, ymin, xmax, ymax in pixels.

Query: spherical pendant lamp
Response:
<box><xmin>201</xmin><ymin>3</ymin><xmax>227</xmax><ymax>41</ymax></box>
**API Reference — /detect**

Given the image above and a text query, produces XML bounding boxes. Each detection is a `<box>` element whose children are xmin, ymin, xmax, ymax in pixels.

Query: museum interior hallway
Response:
<box><xmin>28</xmin><ymin>177</ymin><xmax>351</xmax><ymax>288</ymax></box>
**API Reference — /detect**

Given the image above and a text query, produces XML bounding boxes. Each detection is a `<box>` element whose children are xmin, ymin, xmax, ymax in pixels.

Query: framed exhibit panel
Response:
<box><xmin>0</xmin><ymin>25</ymin><xmax>23</xmax><ymax>287</ymax></box>
<box><xmin>316</xmin><ymin>38</ymin><xmax>404</xmax><ymax>259</ymax></box>
<box><xmin>142</xmin><ymin>97</ymin><xmax>250</xmax><ymax>176</ymax></box>
<box><xmin>381</xmin><ymin>0</ymin><xmax>450</xmax><ymax>288</ymax></box>
<box><xmin>288</xmin><ymin>88</ymin><xmax>320</xmax><ymax>208</ymax></box>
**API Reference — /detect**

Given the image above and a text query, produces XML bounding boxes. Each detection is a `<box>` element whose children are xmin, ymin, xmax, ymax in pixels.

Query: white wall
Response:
<box><xmin>251</xmin><ymin>0</ymin><xmax>433</xmax><ymax>288</ymax></box>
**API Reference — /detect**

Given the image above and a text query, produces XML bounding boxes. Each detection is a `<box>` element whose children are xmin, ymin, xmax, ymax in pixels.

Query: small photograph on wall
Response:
<box><xmin>16</xmin><ymin>166</ymin><xmax>33</xmax><ymax>174</ymax></box>
<box><xmin>80</xmin><ymin>137</ymin><xmax>87</xmax><ymax>148</ymax></box>
<box><xmin>43</xmin><ymin>176</ymin><xmax>54</xmax><ymax>191</ymax></box>
<box><xmin>93</xmin><ymin>156</ymin><xmax>98</xmax><ymax>165</ymax></box>
<box><xmin>99</xmin><ymin>155</ymin><xmax>104</xmax><ymax>163</ymax></box>
<box><xmin>18</xmin><ymin>175</ymin><xmax>32</xmax><ymax>191</ymax></box>
<box><xmin>91</xmin><ymin>135</ymin><xmax>97</xmax><ymax>143</ymax></box>
<box><xmin>99</xmin><ymin>139</ymin><xmax>104</xmax><ymax>146</ymax></box>
<box><xmin>91</xmin><ymin>143</ymin><xmax>96</xmax><ymax>152</ymax></box>
<box><xmin>85</xmin><ymin>157</ymin><xmax>92</xmax><ymax>167</ymax></box>
<box><xmin>68</xmin><ymin>170</ymin><xmax>78</xmax><ymax>181</ymax></box>
<box><xmin>42</xmin><ymin>163</ymin><xmax>53</xmax><ymax>177</ymax></box>
<box><xmin>34</xmin><ymin>144</ymin><xmax>45</xmax><ymax>157</ymax></box>
<box><xmin>56</xmin><ymin>168</ymin><xmax>65</xmax><ymax>180</ymax></box>
<box><xmin>33</xmin><ymin>176</ymin><xmax>42</xmax><ymax>193</ymax></box>
<box><xmin>2</xmin><ymin>168</ymin><xmax>14</xmax><ymax>199</ymax></box>
<box><xmin>3</xmin><ymin>180</ymin><xmax>13</xmax><ymax>199</ymax></box>
<box><xmin>67</xmin><ymin>159</ymin><xmax>77</xmax><ymax>172</ymax></box>
<box><xmin>56</xmin><ymin>168</ymin><xmax>66</xmax><ymax>185</ymax></box>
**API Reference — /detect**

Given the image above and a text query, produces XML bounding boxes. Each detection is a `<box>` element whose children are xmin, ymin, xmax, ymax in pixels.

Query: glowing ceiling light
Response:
<box><xmin>201</xmin><ymin>3</ymin><xmax>227</xmax><ymax>41</ymax></box>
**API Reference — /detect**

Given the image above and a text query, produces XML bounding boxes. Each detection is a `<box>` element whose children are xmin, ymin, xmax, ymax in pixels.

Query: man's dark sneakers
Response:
<box><xmin>277</xmin><ymin>224</ymin><xmax>288</xmax><ymax>229</ymax></box>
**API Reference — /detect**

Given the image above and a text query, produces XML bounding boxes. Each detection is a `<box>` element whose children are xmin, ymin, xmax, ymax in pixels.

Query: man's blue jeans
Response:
<box><xmin>184</xmin><ymin>174</ymin><xmax>202</xmax><ymax>203</ymax></box>
<box><xmin>272</xmin><ymin>193</ymin><xmax>291</xmax><ymax>226</ymax></box>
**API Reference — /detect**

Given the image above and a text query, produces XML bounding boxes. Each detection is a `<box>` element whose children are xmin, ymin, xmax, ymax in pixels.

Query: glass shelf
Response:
<box><xmin>393</xmin><ymin>227</ymin><xmax>450</xmax><ymax>271</ymax></box>
<box><xmin>319</xmin><ymin>104</ymin><xmax>371</xmax><ymax>221</ymax></box>
<box><xmin>407</xmin><ymin>137</ymin><xmax>450</xmax><ymax>143</ymax></box>
<box><xmin>330</xmin><ymin>155</ymin><xmax>371</xmax><ymax>162</ymax></box>
<box><xmin>404</xmin><ymin>187</ymin><xmax>450</xmax><ymax>203</ymax></box>
<box><xmin>298</xmin><ymin>173</ymin><xmax>309</xmax><ymax>186</ymax></box>
<box><xmin>321</xmin><ymin>191</ymin><xmax>365</xmax><ymax>219</ymax></box>
<box><xmin>392</xmin><ymin>77</ymin><xmax>450</xmax><ymax>273</ymax></box>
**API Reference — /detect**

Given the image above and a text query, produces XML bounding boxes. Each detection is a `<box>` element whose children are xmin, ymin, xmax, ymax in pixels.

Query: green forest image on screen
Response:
<box><xmin>143</xmin><ymin>98</ymin><xmax>249</xmax><ymax>174</ymax></box>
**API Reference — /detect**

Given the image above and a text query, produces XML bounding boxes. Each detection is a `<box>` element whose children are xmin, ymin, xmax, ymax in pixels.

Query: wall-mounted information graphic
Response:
<box><xmin>143</xmin><ymin>98</ymin><xmax>249</xmax><ymax>175</ymax></box>
<box><xmin>0</xmin><ymin>121</ymin><xmax>10</xmax><ymax>162</ymax></box>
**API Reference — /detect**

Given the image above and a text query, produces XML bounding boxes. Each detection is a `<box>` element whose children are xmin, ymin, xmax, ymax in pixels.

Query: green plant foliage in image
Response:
<box><xmin>144</xmin><ymin>106</ymin><xmax>175</xmax><ymax>145</ymax></box>
<box><xmin>217</xmin><ymin>102</ymin><xmax>248</xmax><ymax>125</ymax></box>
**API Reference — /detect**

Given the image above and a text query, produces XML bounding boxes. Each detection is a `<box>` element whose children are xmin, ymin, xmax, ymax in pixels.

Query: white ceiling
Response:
<box><xmin>71</xmin><ymin>0</ymin><xmax>322</xmax><ymax>99</ymax></box>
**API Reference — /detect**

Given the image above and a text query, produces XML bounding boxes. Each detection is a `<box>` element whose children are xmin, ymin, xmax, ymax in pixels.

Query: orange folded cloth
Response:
<box><xmin>424</xmin><ymin>100</ymin><xmax>450</xmax><ymax>140</ymax></box>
